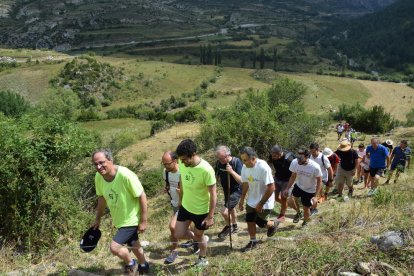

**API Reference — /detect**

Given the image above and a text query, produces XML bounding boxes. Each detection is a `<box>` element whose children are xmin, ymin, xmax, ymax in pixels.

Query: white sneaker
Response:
<box><xmin>343</xmin><ymin>195</ymin><xmax>349</xmax><ymax>202</ymax></box>
<box><xmin>367</xmin><ymin>188</ymin><xmax>377</xmax><ymax>197</ymax></box>
<box><xmin>194</xmin><ymin>257</ymin><xmax>208</xmax><ymax>267</ymax></box>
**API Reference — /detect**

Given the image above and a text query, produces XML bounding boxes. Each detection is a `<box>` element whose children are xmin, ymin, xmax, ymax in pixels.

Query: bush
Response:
<box><xmin>0</xmin><ymin>90</ymin><xmax>30</xmax><ymax>117</ymax></box>
<box><xmin>406</xmin><ymin>108</ymin><xmax>414</xmax><ymax>127</ymax></box>
<box><xmin>332</xmin><ymin>103</ymin><xmax>398</xmax><ymax>133</ymax></box>
<box><xmin>197</xmin><ymin>78</ymin><xmax>322</xmax><ymax>158</ymax></box>
<box><xmin>174</xmin><ymin>105</ymin><xmax>206</xmax><ymax>123</ymax></box>
<box><xmin>138</xmin><ymin>169</ymin><xmax>164</xmax><ymax>197</ymax></box>
<box><xmin>0</xmin><ymin>114</ymin><xmax>97</xmax><ymax>252</ymax></box>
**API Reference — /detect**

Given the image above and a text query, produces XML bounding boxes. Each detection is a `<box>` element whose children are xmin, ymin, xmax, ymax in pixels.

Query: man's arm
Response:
<box><xmin>315</xmin><ymin>176</ymin><xmax>322</xmax><ymax>196</ymax></box>
<box><xmin>92</xmin><ymin>196</ymin><xmax>106</xmax><ymax>229</ymax></box>
<box><xmin>256</xmin><ymin>183</ymin><xmax>275</xmax><ymax>212</ymax></box>
<box><xmin>138</xmin><ymin>192</ymin><xmax>148</xmax><ymax>233</ymax></box>
<box><xmin>202</xmin><ymin>184</ymin><xmax>217</xmax><ymax>228</ymax></box>
<box><xmin>386</xmin><ymin>154</ymin><xmax>391</xmax><ymax>168</ymax></box>
<box><xmin>238</xmin><ymin>182</ymin><xmax>249</xmax><ymax>211</ymax></box>
<box><xmin>226</xmin><ymin>164</ymin><xmax>242</xmax><ymax>184</ymax></box>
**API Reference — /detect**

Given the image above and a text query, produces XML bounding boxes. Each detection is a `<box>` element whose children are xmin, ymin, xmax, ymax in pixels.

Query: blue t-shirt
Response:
<box><xmin>366</xmin><ymin>144</ymin><xmax>389</xmax><ymax>169</ymax></box>
<box><xmin>391</xmin><ymin>146</ymin><xmax>411</xmax><ymax>166</ymax></box>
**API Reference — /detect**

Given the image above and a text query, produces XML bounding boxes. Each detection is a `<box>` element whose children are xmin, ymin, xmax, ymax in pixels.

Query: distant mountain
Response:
<box><xmin>320</xmin><ymin>0</ymin><xmax>414</xmax><ymax>69</ymax></box>
<box><xmin>0</xmin><ymin>0</ymin><xmax>396</xmax><ymax>50</ymax></box>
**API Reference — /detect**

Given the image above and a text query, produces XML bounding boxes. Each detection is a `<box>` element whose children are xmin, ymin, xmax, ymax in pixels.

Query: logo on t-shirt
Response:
<box><xmin>107</xmin><ymin>188</ymin><xmax>119</xmax><ymax>206</ymax></box>
<box><xmin>184</xmin><ymin>172</ymin><xmax>196</xmax><ymax>184</ymax></box>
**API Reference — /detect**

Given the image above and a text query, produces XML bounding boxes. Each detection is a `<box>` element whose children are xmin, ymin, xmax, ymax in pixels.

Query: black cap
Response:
<box><xmin>80</xmin><ymin>227</ymin><xmax>101</xmax><ymax>252</ymax></box>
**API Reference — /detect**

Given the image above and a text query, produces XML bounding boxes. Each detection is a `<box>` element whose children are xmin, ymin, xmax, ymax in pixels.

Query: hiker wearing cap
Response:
<box><xmin>334</xmin><ymin>140</ymin><xmax>360</xmax><ymax>200</ymax></box>
<box><xmin>309</xmin><ymin>143</ymin><xmax>333</xmax><ymax>209</ymax></box>
<box><xmin>283</xmin><ymin>148</ymin><xmax>322</xmax><ymax>227</ymax></box>
<box><xmin>385</xmin><ymin>140</ymin><xmax>411</xmax><ymax>184</ymax></box>
<box><xmin>270</xmin><ymin>145</ymin><xmax>296</xmax><ymax>222</ymax></box>
<box><xmin>161</xmin><ymin>151</ymin><xmax>181</xmax><ymax>264</ymax></box>
<box><xmin>322</xmin><ymin>148</ymin><xmax>340</xmax><ymax>199</ymax></box>
<box><xmin>91</xmin><ymin>149</ymin><xmax>149</xmax><ymax>275</ymax></box>
<box><xmin>356</xmin><ymin>144</ymin><xmax>366</xmax><ymax>184</ymax></box>
<box><xmin>382</xmin><ymin>140</ymin><xmax>394</xmax><ymax>157</ymax></box>
<box><xmin>239</xmin><ymin>147</ymin><xmax>279</xmax><ymax>252</ymax></box>
<box><xmin>174</xmin><ymin>139</ymin><xmax>216</xmax><ymax>267</ymax></box>
<box><xmin>366</xmin><ymin>138</ymin><xmax>390</xmax><ymax>196</ymax></box>
<box><xmin>214</xmin><ymin>145</ymin><xmax>243</xmax><ymax>239</ymax></box>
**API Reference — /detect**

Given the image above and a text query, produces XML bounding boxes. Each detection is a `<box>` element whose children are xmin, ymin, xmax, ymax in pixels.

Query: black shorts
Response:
<box><xmin>292</xmin><ymin>185</ymin><xmax>315</xmax><ymax>208</ymax></box>
<box><xmin>363</xmin><ymin>168</ymin><xmax>370</xmax><ymax>173</ymax></box>
<box><xmin>177</xmin><ymin>206</ymin><xmax>208</xmax><ymax>230</ymax></box>
<box><xmin>245</xmin><ymin>205</ymin><xmax>272</xmax><ymax>228</ymax></box>
<box><xmin>391</xmin><ymin>162</ymin><xmax>405</xmax><ymax>172</ymax></box>
<box><xmin>224</xmin><ymin>190</ymin><xmax>242</xmax><ymax>210</ymax></box>
<box><xmin>369</xmin><ymin>167</ymin><xmax>384</xmax><ymax>178</ymax></box>
<box><xmin>113</xmin><ymin>226</ymin><xmax>139</xmax><ymax>246</ymax></box>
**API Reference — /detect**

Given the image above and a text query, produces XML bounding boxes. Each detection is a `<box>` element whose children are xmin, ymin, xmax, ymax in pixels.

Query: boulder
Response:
<box><xmin>356</xmin><ymin>262</ymin><xmax>371</xmax><ymax>275</ymax></box>
<box><xmin>370</xmin><ymin>231</ymin><xmax>404</xmax><ymax>252</ymax></box>
<box><xmin>68</xmin><ymin>269</ymin><xmax>100</xmax><ymax>276</ymax></box>
<box><xmin>339</xmin><ymin>272</ymin><xmax>361</xmax><ymax>276</ymax></box>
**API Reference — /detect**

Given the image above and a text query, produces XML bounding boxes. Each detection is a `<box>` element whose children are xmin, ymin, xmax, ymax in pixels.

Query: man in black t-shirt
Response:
<box><xmin>334</xmin><ymin>140</ymin><xmax>360</xmax><ymax>200</ymax></box>
<box><xmin>270</xmin><ymin>145</ymin><xmax>295</xmax><ymax>222</ymax></box>
<box><xmin>215</xmin><ymin>145</ymin><xmax>243</xmax><ymax>239</ymax></box>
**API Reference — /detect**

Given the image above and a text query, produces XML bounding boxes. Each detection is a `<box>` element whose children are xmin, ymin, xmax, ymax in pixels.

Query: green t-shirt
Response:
<box><xmin>95</xmin><ymin>166</ymin><xmax>144</xmax><ymax>228</ymax></box>
<box><xmin>179</xmin><ymin>159</ymin><xmax>216</xmax><ymax>215</ymax></box>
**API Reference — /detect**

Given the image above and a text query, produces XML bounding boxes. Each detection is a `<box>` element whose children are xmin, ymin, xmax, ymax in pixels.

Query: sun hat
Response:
<box><xmin>337</xmin><ymin>140</ymin><xmax>351</xmax><ymax>152</ymax></box>
<box><xmin>385</xmin><ymin>139</ymin><xmax>393</xmax><ymax>146</ymax></box>
<box><xmin>80</xmin><ymin>227</ymin><xmax>101</xmax><ymax>252</ymax></box>
<box><xmin>322</xmin><ymin>147</ymin><xmax>334</xmax><ymax>157</ymax></box>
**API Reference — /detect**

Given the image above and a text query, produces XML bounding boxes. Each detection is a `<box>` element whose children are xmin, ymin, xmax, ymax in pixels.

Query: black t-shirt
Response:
<box><xmin>271</xmin><ymin>151</ymin><xmax>295</xmax><ymax>181</ymax></box>
<box><xmin>215</xmin><ymin>156</ymin><xmax>243</xmax><ymax>194</ymax></box>
<box><xmin>335</xmin><ymin>149</ymin><xmax>359</xmax><ymax>171</ymax></box>
<box><xmin>381</xmin><ymin>142</ymin><xmax>393</xmax><ymax>153</ymax></box>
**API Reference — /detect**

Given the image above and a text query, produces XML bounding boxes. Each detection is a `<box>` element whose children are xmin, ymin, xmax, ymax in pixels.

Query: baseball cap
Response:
<box><xmin>80</xmin><ymin>227</ymin><xmax>101</xmax><ymax>252</ymax></box>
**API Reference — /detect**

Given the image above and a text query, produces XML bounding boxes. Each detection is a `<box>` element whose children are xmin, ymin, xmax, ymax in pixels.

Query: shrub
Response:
<box><xmin>197</xmin><ymin>78</ymin><xmax>322</xmax><ymax>158</ymax></box>
<box><xmin>138</xmin><ymin>168</ymin><xmax>164</xmax><ymax>197</ymax></box>
<box><xmin>0</xmin><ymin>114</ymin><xmax>97</xmax><ymax>252</ymax></box>
<box><xmin>174</xmin><ymin>105</ymin><xmax>206</xmax><ymax>122</ymax></box>
<box><xmin>0</xmin><ymin>90</ymin><xmax>30</xmax><ymax>117</ymax></box>
<box><xmin>406</xmin><ymin>108</ymin><xmax>414</xmax><ymax>127</ymax></box>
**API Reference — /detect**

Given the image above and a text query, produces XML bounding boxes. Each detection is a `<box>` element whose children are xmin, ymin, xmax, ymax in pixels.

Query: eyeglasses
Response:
<box><xmin>92</xmin><ymin>160</ymin><xmax>107</xmax><ymax>167</ymax></box>
<box><xmin>162</xmin><ymin>161</ymin><xmax>175</xmax><ymax>166</ymax></box>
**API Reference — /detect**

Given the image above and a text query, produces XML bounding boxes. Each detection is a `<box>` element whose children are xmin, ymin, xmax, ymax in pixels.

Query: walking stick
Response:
<box><xmin>227</xmin><ymin>165</ymin><xmax>233</xmax><ymax>249</ymax></box>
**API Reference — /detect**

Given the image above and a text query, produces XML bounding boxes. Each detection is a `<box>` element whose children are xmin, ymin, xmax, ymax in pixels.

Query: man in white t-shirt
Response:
<box><xmin>283</xmin><ymin>148</ymin><xmax>322</xmax><ymax>227</ymax></box>
<box><xmin>356</xmin><ymin>143</ymin><xmax>366</xmax><ymax>183</ymax></box>
<box><xmin>161</xmin><ymin>151</ymin><xmax>181</xmax><ymax>264</ymax></box>
<box><xmin>309</xmin><ymin>143</ymin><xmax>333</xmax><ymax>209</ymax></box>
<box><xmin>238</xmin><ymin>147</ymin><xmax>279</xmax><ymax>252</ymax></box>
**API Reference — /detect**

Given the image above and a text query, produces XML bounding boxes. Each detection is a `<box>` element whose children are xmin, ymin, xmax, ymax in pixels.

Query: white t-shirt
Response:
<box><xmin>289</xmin><ymin>159</ymin><xmax>322</xmax><ymax>193</ymax></box>
<box><xmin>163</xmin><ymin>169</ymin><xmax>180</xmax><ymax>208</ymax></box>
<box><xmin>241</xmin><ymin>159</ymin><xmax>275</xmax><ymax>209</ymax></box>
<box><xmin>310</xmin><ymin>152</ymin><xmax>331</xmax><ymax>182</ymax></box>
<box><xmin>357</xmin><ymin>149</ymin><xmax>366</xmax><ymax>159</ymax></box>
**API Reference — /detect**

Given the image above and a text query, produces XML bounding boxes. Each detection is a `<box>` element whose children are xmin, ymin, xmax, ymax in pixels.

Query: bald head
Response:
<box><xmin>162</xmin><ymin>151</ymin><xmax>178</xmax><ymax>172</ymax></box>
<box><xmin>371</xmin><ymin>137</ymin><xmax>380</xmax><ymax>149</ymax></box>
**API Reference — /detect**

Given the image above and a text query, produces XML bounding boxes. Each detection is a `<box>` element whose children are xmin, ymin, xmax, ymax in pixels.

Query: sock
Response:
<box><xmin>250</xmin><ymin>237</ymin><xmax>257</xmax><ymax>242</ymax></box>
<box><xmin>199</xmin><ymin>256</ymin><xmax>206</xmax><ymax>259</ymax></box>
<box><xmin>139</xmin><ymin>263</ymin><xmax>147</xmax><ymax>268</ymax></box>
<box><xmin>128</xmin><ymin>260</ymin><xmax>135</xmax><ymax>266</ymax></box>
<box><xmin>232</xmin><ymin>224</ymin><xmax>238</xmax><ymax>228</ymax></box>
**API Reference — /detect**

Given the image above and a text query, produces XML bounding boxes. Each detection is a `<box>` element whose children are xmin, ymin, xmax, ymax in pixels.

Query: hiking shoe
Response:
<box><xmin>367</xmin><ymin>188</ymin><xmax>377</xmax><ymax>197</ymax></box>
<box><xmin>124</xmin><ymin>259</ymin><xmax>138</xmax><ymax>276</ymax></box>
<box><xmin>302</xmin><ymin>220</ymin><xmax>309</xmax><ymax>227</ymax></box>
<box><xmin>231</xmin><ymin>224</ymin><xmax>240</xmax><ymax>234</ymax></box>
<box><xmin>218</xmin><ymin>225</ymin><xmax>231</xmax><ymax>239</ymax></box>
<box><xmin>241</xmin><ymin>240</ymin><xmax>258</xmax><ymax>252</ymax></box>
<box><xmin>343</xmin><ymin>195</ymin><xmax>350</xmax><ymax>202</ymax></box>
<box><xmin>384</xmin><ymin>180</ymin><xmax>390</xmax><ymax>184</ymax></box>
<box><xmin>194</xmin><ymin>257</ymin><xmax>208</xmax><ymax>268</ymax></box>
<box><xmin>180</xmin><ymin>240</ymin><xmax>193</xmax><ymax>248</ymax></box>
<box><xmin>267</xmin><ymin>220</ymin><xmax>280</xmax><ymax>237</ymax></box>
<box><xmin>277</xmin><ymin>214</ymin><xmax>285</xmax><ymax>222</ymax></box>
<box><xmin>137</xmin><ymin>262</ymin><xmax>149</xmax><ymax>275</ymax></box>
<box><xmin>164</xmin><ymin>250</ymin><xmax>178</xmax><ymax>264</ymax></box>
<box><xmin>293</xmin><ymin>211</ymin><xmax>303</xmax><ymax>223</ymax></box>
<box><xmin>332</xmin><ymin>188</ymin><xmax>338</xmax><ymax>194</ymax></box>
<box><xmin>310</xmin><ymin>208</ymin><xmax>319</xmax><ymax>216</ymax></box>
<box><xmin>348</xmin><ymin>188</ymin><xmax>354</xmax><ymax>197</ymax></box>
<box><xmin>192</xmin><ymin>235</ymin><xmax>209</xmax><ymax>254</ymax></box>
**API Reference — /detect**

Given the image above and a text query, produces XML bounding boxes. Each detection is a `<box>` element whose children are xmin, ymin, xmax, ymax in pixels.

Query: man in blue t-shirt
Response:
<box><xmin>385</xmin><ymin>140</ymin><xmax>411</xmax><ymax>184</ymax></box>
<box><xmin>365</xmin><ymin>138</ymin><xmax>390</xmax><ymax>196</ymax></box>
<box><xmin>214</xmin><ymin>145</ymin><xmax>243</xmax><ymax>239</ymax></box>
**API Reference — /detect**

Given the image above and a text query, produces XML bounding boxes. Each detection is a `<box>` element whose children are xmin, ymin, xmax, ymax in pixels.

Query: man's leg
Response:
<box><xmin>303</xmin><ymin>206</ymin><xmax>311</xmax><ymax>222</ymax></box>
<box><xmin>174</xmin><ymin>220</ymin><xmax>194</xmax><ymax>241</ymax></box>
<box><xmin>230</xmin><ymin>208</ymin><xmax>237</xmax><ymax>225</ymax></box>
<box><xmin>385</xmin><ymin>169</ymin><xmax>394</xmax><ymax>184</ymax></box>
<box><xmin>110</xmin><ymin>240</ymin><xmax>133</xmax><ymax>264</ymax></box>
<box><xmin>169</xmin><ymin>213</ymin><xmax>179</xmax><ymax>251</ymax></box>
<box><xmin>280</xmin><ymin>196</ymin><xmax>288</xmax><ymax>217</ymax></box>
<box><xmin>193</xmin><ymin>227</ymin><xmax>207</xmax><ymax>257</ymax></box>
<box><xmin>130</xmin><ymin>241</ymin><xmax>146</xmax><ymax>265</ymax></box>
<box><xmin>221</xmin><ymin>207</ymin><xmax>230</xmax><ymax>226</ymax></box>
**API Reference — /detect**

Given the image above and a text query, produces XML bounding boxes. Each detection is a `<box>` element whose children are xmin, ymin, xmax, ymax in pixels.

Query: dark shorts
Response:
<box><xmin>363</xmin><ymin>168</ymin><xmax>370</xmax><ymax>173</ymax></box>
<box><xmin>113</xmin><ymin>226</ymin><xmax>139</xmax><ymax>246</ymax></box>
<box><xmin>274</xmin><ymin>179</ymin><xmax>289</xmax><ymax>197</ymax></box>
<box><xmin>224</xmin><ymin>190</ymin><xmax>242</xmax><ymax>210</ymax></box>
<box><xmin>369</xmin><ymin>167</ymin><xmax>384</xmax><ymax>178</ymax></box>
<box><xmin>245</xmin><ymin>205</ymin><xmax>272</xmax><ymax>228</ymax></box>
<box><xmin>292</xmin><ymin>185</ymin><xmax>315</xmax><ymax>208</ymax></box>
<box><xmin>177</xmin><ymin>206</ymin><xmax>208</xmax><ymax>230</ymax></box>
<box><xmin>391</xmin><ymin>163</ymin><xmax>405</xmax><ymax>172</ymax></box>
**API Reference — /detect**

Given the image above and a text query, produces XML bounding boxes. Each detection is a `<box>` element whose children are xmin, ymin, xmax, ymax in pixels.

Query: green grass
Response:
<box><xmin>0</xmin><ymin>48</ymin><xmax>69</xmax><ymax>59</ymax></box>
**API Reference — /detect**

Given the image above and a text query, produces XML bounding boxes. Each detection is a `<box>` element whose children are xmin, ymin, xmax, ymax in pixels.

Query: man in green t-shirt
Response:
<box><xmin>174</xmin><ymin>139</ymin><xmax>217</xmax><ymax>268</ymax></box>
<box><xmin>91</xmin><ymin>149</ymin><xmax>149</xmax><ymax>275</ymax></box>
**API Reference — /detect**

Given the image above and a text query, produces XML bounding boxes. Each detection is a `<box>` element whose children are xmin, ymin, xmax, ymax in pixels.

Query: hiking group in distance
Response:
<box><xmin>90</xmin><ymin>125</ymin><xmax>411</xmax><ymax>275</ymax></box>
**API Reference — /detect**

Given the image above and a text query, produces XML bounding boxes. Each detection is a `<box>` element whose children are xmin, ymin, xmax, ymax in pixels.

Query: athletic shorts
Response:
<box><xmin>335</xmin><ymin>166</ymin><xmax>354</xmax><ymax>187</ymax></box>
<box><xmin>274</xmin><ymin>179</ymin><xmax>289</xmax><ymax>196</ymax></box>
<box><xmin>391</xmin><ymin>163</ymin><xmax>405</xmax><ymax>172</ymax></box>
<box><xmin>177</xmin><ymin>206</ymin><xmax>208</xmax><ymax>230</ymax></box>
<box><xmin>363</xmin><ymin>169</ymin><xmax>370</xmax><ymax>173</ymax></box>
<box><xmin>113</xmin><ymin>226</ymin><xmax>139</xmax><ymax>246</ymax></box>
<box><xmin>369</xmin><ymin>168</ymin><xmax>384</xmax><ymax>178</ymax></box>
<box><xmin>292</xmin><ymin>185</ymin><xmax>315</xmax><ymax>208</ymax></box>
<box><xmin>245</xmin><ymin>205</ymin><xmax>272</xmax><ymax>228</ymax></box>
<box><xmin>224</xmin><ymin>190</ymin><xmax>242</xmax><ymax>210</ymax></box>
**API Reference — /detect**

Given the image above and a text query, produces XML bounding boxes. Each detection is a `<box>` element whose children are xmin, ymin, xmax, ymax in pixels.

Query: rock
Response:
<box><xmin>339</xmin><ymin>272</ymin><xmax>361</xmax><ymax>276</ymax></box>
<box><xmin>356</xmin><ymin>262</ymin><xmax>371</xmax><ymax>275</ymax></box>
<box><xmin>371</xmin><ymin>231</ymin><xmax>404</xmax><ymax>252</ymax></box>
<box><xmin>68</xmin><ymin>269</ymin><xmax>100</xmax><ymax>276</ymax></box>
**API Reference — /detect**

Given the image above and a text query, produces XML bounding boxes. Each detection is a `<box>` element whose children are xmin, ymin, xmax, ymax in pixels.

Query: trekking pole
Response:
<box><xmin>227</xmin><ymin>166</ymin><xmax>233</xmax><ymax>249</ymax></box>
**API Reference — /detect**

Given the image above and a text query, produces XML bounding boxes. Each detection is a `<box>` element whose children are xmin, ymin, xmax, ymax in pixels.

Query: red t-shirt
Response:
<box><xmin>328</xmin><ymin>153</ymin><xmax>340</xmax><ymax>174</ymax></box>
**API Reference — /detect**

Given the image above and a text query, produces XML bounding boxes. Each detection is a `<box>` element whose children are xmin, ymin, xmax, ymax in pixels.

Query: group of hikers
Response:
<box><xmin>336</xmin><ymin>122</ymin><xmax>358</xmax><ymax>146</ymax></box>
<box><xmin>91</xmin><ymin>135</ymin><xmax>411</xmax><ymax>275</ymax></box>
